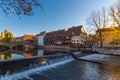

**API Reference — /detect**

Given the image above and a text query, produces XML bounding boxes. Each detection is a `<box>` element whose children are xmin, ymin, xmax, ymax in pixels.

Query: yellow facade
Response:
<box><xmin>24</xmin><ymin>34</ymin><xmax>36</xmax><ymax>41</ymax></box>
<box><xmin>102</xmin><ymin>27</ymin><xmax>120</xmax><ymax>47</ymax></box>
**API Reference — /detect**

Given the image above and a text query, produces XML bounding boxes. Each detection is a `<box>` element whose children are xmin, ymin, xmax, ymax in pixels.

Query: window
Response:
<box><xmin>81</xmin><ymin>36</ymin><xmax>83</xmax><ymax>38</ymax></box>
<box><xmin>81</xmin><ymin>40</ymin><xmax>83</xmax><ymax>42</ymax></box>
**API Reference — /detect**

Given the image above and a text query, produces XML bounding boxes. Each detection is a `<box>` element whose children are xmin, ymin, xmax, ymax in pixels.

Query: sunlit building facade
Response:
<box><xmin>44</xmin><ymin>25</ymin><xmax>87</xmax><ymax>48</ymax></box>
<box><xmin>24</xmin><ymin>34</ymin><xmax>36</xmax><ymax>40</ymax></box>
<box><xmin>97</xmin><ymin>27</ymin><xmax>120</xmax><ymax>47</ymax></box>
<box><xmin>15</xmin><ymin>34</ymin><xmax>37</xmax><ymax>43</ymax></box>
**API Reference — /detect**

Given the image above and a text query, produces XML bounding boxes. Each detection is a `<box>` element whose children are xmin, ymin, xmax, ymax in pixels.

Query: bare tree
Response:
<box><xmin>0</xmin><ymin>0</ymin><xmax>42</xmax><ymax>16</ymax></box>
<box><xmin>86</xmin><ymin>7</ymin><xmax>108</xmax><ymax>47</ymax></box>
<box><xmin>109</xmin><ymin>0</ymin><xmax>120</xmax><ymax>27</ymax></box>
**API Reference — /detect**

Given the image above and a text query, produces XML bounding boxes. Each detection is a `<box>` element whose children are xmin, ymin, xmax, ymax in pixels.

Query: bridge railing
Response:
<box><xmin>2</xmin><ymin>42</ymin><xmax>36</xmax><ymax>44</ymax></box>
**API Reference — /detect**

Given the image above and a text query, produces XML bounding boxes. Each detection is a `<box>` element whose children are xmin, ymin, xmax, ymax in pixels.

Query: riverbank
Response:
<box><xmin>92</xmin><ymin>48</ymin><xmax>120</xmax><ymax>55</ymax></box>
<box><xmin>43</xmin><ymin>45</ymin><xmax>120</xmax><ymax>56</ymax></box>
<box><xmin>43</xmin><ymin>45</ymin><xmax>93</xmax><ymax>52</ymax></box>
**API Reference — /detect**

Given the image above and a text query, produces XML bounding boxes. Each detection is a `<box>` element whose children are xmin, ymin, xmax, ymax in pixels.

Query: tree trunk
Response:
<box><xmin>99</xmin><ymin>29</ymin><xmax>103</xmax><ymax>47</ymax></box>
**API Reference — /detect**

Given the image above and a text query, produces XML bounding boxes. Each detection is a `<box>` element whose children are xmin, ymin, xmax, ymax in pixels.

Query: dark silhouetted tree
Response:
<box><xmin>109</xmin><ymin>0</ymin><xmax>120</xmax><ymax>27</ymax></box>
<box><xmin>0</xmin><ymin>0</ymin><xmax>42</xmax><ymax>16</ymax></box>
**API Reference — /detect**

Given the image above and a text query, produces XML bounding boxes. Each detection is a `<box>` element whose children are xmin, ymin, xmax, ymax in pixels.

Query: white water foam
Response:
<box><xmin>80</xmin><ymin>54</ymin><xmax>110</xmax><ymax>60</ymax></box>
<box><xmin>0</xmin><ymin>57</ymin><xmax>74</xmax><ymax>80</ymax></box>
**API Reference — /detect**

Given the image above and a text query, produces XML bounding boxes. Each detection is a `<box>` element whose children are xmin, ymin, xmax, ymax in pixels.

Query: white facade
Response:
<box><xmin>71</xmin><ymin>26</ymin><xmax>87</xmax><ymax>45</ymax></box>
<box><xmin>38</xmin><ymin>31</ymin><xmax>46</xmax><ymax>46</ymax></box>
<box><xmin>38</xmin><ymin>35</ymin><xmax>44</xmax><ymax>46</ymax></box>
<box><xmin>71</xmin><ymin>33</ymin><xmax>86</xmax><ymax>44</ymax></box>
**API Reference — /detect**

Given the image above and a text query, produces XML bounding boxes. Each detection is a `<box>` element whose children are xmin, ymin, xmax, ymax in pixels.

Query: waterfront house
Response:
<box><xmin>44</xmin><ymin>25</ymin><xmax>87</xmax><ymax>48</ymax></box>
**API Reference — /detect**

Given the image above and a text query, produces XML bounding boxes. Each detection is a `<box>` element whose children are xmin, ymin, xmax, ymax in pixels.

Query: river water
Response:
<box><xmin>0</xmin><ymin>50</ymin><xmax>120</xmax><ymax>80</ymax></box>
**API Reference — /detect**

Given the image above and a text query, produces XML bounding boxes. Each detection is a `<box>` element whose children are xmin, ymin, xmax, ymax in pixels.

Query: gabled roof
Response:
<box><xmin>38</xmin><ymin>31</ymin><xmax>47</xmax><ymax>36</ymax></box>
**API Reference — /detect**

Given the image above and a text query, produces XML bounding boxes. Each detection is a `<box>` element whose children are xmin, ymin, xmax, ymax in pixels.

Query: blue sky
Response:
<box><xmin>0</xmin><ymin>0</ymin><xmax>116</xmax><ymax>37</ymax></box>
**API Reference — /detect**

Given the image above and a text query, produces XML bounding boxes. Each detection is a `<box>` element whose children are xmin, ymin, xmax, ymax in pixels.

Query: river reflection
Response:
<box><xmin>0</xmin><ymin>50</ymin><xmax>43</xmax><ymax>61</ymax></box>
<box><xmin>0</xmin><ymin>49</ymin><xmax>66</xmax><ymax>61</ymax></box>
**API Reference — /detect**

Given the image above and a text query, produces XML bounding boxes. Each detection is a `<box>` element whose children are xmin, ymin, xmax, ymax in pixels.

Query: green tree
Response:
<box><xmin>4</xmin><ymin>32</ymin><xmax>13</xmax><ymax>43</ymax></box>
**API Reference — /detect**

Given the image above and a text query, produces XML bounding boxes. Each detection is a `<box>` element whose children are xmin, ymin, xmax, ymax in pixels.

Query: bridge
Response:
<box><xmin>0</xmin><ymin>42</ymin><xmax>38</xmax><ymax>50</ymax></box>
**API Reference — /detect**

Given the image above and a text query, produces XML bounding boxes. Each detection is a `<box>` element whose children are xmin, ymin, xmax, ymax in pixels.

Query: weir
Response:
<box><xmin>1</xmin><ymin>52</ymin><xmax>120</xmax><ymax>80</ymax></box>
<box><xmin>0</xmin><ymin>51</ymin><xmax>95</xmax><ymax>76</ymax></box>
<box><xmin>0</xmin><ymin>54</ymin><xmax>73</xmax><ymax>77</ymax></box>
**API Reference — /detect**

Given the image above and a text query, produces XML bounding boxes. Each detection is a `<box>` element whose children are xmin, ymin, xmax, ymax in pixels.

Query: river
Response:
<box><xmin>0</xmin><ymin>50</ymin><xmax>120</xmax><ymax>80</ymax></box>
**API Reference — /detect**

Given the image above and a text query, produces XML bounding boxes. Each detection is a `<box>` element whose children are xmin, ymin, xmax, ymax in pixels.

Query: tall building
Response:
<box><xmin>4</xmin><ymin>29</ymin><xmax>9</xmax><ymax>37</ymax></box>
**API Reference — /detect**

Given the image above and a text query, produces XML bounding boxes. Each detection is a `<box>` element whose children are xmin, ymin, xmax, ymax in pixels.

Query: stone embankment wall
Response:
<box><xmin>44</xmin><ymin>45</ymin><xmax>86</xmax><ymax>52</ymax></box>
<box><xmin>40</xmin><ymin>45</ymin><xmax>120</xmax><ymax>55</ymax></box>
<box><xmin>44</xmin><ymin>45</ymin><xmax>70</xmax><ymax>52</ymax></box>
<box><xmin>92</xmin><ymin>48</ymin><xmax>120</xmax><ymax>55</ymax></box>
<box><xmin>44</xmin><ymin>45</ymin><xmax>70</xmax><ymax>49</ymax></box>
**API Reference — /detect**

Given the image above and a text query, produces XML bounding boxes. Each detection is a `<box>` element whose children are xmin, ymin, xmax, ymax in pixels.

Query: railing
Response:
<box><xmin>0</xmin><ymin>42</ymin><xmax>37</xmax><ymax>44</ymax></box>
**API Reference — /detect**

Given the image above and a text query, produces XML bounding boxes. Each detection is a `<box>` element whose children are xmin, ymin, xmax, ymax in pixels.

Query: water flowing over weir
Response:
<box><xmin>0</xmin><ymin>54</ymin><xmax>74</xmax><ymax>80</ymax></box>
<box><xmin>1</xmin><ymin>52</ymin><xmax>120</xmax><ymax>80</ymax></box>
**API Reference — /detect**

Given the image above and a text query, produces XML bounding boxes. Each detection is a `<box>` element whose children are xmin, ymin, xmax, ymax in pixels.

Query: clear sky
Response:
<box><xmin>0</xmin><ymin>0</ymin><xmax>116</xmax><ymax>37</ymax></box>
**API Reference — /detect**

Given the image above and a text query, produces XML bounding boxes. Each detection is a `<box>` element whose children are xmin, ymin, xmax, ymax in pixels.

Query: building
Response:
<box><xmin>102</xmin><ymin>27</ymin><xmax>120</xmax><ymax>47</ymax></box>
<box><xmin>44</xmin><ymin>25</ymin><xmax>87</xmax><ymax>48</ymax></box>
<box><xmin>70</xmin><ymin>26</ymin><xmax>87</xmax><ymax>48</ymax></box>
<box><xmin>24</xmin><ymin>34</ymin><xmax>36</xmax><ymax>41</ymax></box>
<box><xmin>15</xmin><ymin>34</ymin><xmax>37</xmax><ymax>43</ymax></box>
<box><xmin>15</xmin><ymin>36</ymin><xmax>24</xmax><ymax>42</ymax></box>
<box><xmin>94</xmin><ymin>27</ymin><xmax>120</xmax><ymax>47</ymax></box>
<box><xmin>44</xmin><ymin>29</ymin><xmax>71</xmax><ymax>46</ymax></box>
<box><xmin>44</xmin><ymin>29</ymin><xmax>69</xmax><ymax>46</ymax></box>
<box><xmin>37</xmin><ymin>31</ymin><xmax>47</xmax><ymax>46</ymax></box>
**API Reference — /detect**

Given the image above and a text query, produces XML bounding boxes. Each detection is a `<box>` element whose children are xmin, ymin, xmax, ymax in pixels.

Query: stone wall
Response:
<box><xmin>92</xmin><ymin>48</ymin><xmax>120</xmax><ymax>55</ymax></box>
